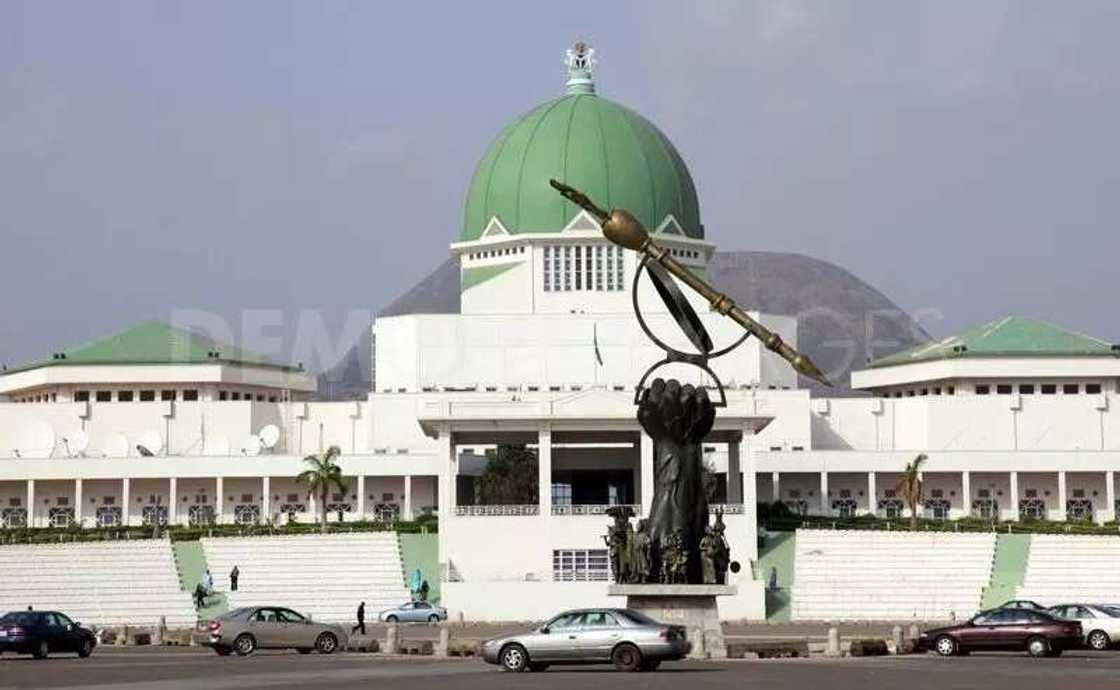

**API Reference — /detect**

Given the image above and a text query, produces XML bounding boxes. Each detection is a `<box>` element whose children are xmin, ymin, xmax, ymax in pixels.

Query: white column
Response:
<box><xmin>215</xmin><ymin>476</ymin><xmax>224</xmax><ymax>525</ymax></box>
<box><xmin>727</xmin><ymin>440</ymin><xmax>742</xmax><ymax>504</ymax></box>
<box><xmin>1057</xmin><ymin>471</ymin><xmax>1067</xmax><ymax>522</ymax></box>
<box><xmin>121</xmin><ymin>478</ymin><xmax>131</xmax><ymax>527</ymax></box>
<box><xmin>819</xmin><ymin>472</ymin><xmax>829</xmax><ymax>516</ymax></box>
<box><xmin>771</xmin><ymin>472</ymin><xmax>780</xmax><ymax>504</ymax></box>
<box><xmin>261</xmin><ymin>476</ymin><xmax>270</xmax><ymax>524</ymax></box>
<box><xmin>1106</xmin><ymin>471</ymin><xmax>1116</xmax><ymax>524</ymax></box>
<box><xmin>355</xmin><ymin>475</ymin><xmax>365</xmax><ymax>521</ymax></box>
<box><xmin>168</xmin><ymin>477</ymin><xmax>177</xmax><ymax>526</ymax></box>
<box><xmin>26</xmin><ymin>480</ymin><xmax>35</xmax><ymax>528</ymax></box>
<box><xmin>436</xmin><ymin>427</ymin><xmax>454</xmax><ymax>578</ymax></box>
<box><xmin>961</xmin><ymin>471</ymin><xmax>971</xmax><ymax>519</ymax></box>
<box><xmin>403</xmin><ymin>475</ymin><xmax>413</xmax><ymax>521</ymax></box>
<box><xmin>640</xmin><ymin>432</ymin><xmax>654</xmax><ymax>516</ymax></box>
<box><xmin>74</xmin><ymin>478</ymin><xmax>84</xmax><ymax>528</ymax></box>
<box><xmin>538</xmin><ymin>425</ymin><xmax>552</xmax><ymax>516</ymax></box>
<box><xmin>866</xmin><ymin>472</ymin><xmax>877</xmax><ymax>516</ymax></box>
<box><xmin>1009</xmin><ymin>471</ymin><xmax>1019</xmax><ymax>522</ymax></box>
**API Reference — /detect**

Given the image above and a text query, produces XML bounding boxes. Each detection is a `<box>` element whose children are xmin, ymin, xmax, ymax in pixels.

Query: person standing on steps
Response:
<box><xmin>229</xmin><ymin>565</ymin><xmax>240</xmax><ymax>592</ymax></box>
<box><xmin>352</xmin><ymin>602</ymin><xmax>366</xmax><ymax>636</ymax></box>
<box><xmin>202</xmin><ymin>568</ymin><xmax>213</xmax><ymax>595</ymax></box>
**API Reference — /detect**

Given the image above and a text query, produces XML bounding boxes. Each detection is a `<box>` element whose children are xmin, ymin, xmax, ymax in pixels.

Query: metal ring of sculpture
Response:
<box><xmin>631</xmin><ymin>255</ymin><xmax>749</xmax><ymax>407</ymax></box>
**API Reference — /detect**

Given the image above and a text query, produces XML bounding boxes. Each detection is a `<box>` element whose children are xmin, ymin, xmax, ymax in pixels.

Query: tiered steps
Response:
<box><xmin>1015</xmin><ymin>535</ymin><xmax>1120</xmax><ymax>605</ymax></box>
<box><xmin>0</xmin><ymin>539</ymin><xmax>197</xmax><ymax>628</ymax></box>
<box><xmin>200</xmin><ymin>533</ymin><xmax>410</xmax><ymax>623</ymax></box>
<box><xmin>791</xmin><ymin>530</ymin><xmax>996</xmax><ymax>620</ymax></box>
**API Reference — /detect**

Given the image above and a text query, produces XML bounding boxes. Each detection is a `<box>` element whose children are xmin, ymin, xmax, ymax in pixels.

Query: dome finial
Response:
<box><xmin>564</xmin><ymin>41</ymin><xmax>596</xmax><ymax>95</ymax></box>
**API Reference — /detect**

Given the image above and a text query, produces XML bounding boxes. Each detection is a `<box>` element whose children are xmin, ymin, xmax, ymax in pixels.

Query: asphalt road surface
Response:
<box><xmin>4</xmin><ymin>647</ymin><xmax>1120</xmax><ymax>690</ymax></box>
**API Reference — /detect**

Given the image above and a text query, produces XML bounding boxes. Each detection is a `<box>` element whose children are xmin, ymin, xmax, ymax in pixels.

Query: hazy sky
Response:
<box><xmin>3</xmin><ymin>1</ymin><xmax>1119</xmax><ymax>370</ymax></box>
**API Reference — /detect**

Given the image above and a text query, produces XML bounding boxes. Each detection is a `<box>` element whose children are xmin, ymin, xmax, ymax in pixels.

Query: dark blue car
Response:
<box><xmin>0</xmin><ymin>610</ymin><xmax>96</xmax><ymax>659</ymax></box>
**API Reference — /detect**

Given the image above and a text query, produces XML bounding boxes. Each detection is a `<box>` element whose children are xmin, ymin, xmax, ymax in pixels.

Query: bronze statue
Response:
<box><xmin>660</xmin><ymin>532</ymin><xmax>688</xmax><ymax>584</ymax></box>
<box><xmin>631</xmin><ymin>519</ymin><xmax>652</xmax><ymax>583</ymax></box>
<box><xmin>699</xmin><ymin>527</ymin><xmax>718</xmax><ymax>585</ymax></box>
<box><xmin>603</xmin><ymin>506</ymin><xmax>634</xmax><ymax>584</ymax></box>
<box><xmin>712</xmin><ymin>509</ymin><xmax>731</xmax><ymax>584</ymax></box>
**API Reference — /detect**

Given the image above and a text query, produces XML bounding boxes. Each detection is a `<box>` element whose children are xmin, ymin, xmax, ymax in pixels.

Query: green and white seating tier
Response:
<box><xmin>1015</xmin><ymin>535</ymin><xmax>1120</xmax><ymax>605</ymax></box>
<box><xmin>200</xmin><ymin>533</ymin><xmax>410</xmax><ymax>623</ymax></box>
<box><xmin>790</xmin><ymin>530</ymin><xmax>996</xmax><ymax>621</ymax></box>
<box><xmin>0</xmin><ymin>539</ymin><xmax>197</xmax><ymax>627</ymax></box>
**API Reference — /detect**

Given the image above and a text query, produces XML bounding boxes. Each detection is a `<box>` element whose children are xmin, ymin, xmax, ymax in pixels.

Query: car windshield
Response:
<box><xmin>0</xmin><ymin>612</ymin><xmax>38</xmax><ymax>626</ymax></box>
<box><xmin>1100</xmin><ymin>606</ymin><xmax>1120</xmax><ymax>618</ymax></box>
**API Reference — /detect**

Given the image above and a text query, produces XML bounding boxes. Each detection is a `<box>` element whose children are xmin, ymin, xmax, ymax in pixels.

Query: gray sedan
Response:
<box><xmin>202</xmin><ymin>606</ymin><xmax>348</xmax><ymax>656</ymax></box>
<box><xmin>481</xmin><ymin>608</ymin><xmax>690</xmax><ymax>672</ymax></box>
<box><xmin>378</xmin><ymin>601</ymin><xmax>448</xmax><ymax>623</ymax></box>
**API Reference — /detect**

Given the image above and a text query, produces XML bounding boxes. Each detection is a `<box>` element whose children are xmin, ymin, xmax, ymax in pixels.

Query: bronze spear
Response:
<box><xmin>549</xmin><ymin>178</ymin><xmax>831</xmax><ymax>386</ymax></box>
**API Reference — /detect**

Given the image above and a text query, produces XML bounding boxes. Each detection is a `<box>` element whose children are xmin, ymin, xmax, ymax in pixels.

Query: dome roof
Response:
<box><xmin>461</xmin><ymin>46</ymin><xmax>702</xmax><ymax>242</ymax></box>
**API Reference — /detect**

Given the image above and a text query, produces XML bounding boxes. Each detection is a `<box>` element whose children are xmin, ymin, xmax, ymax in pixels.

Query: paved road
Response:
<box><xmin>4</xmin><ymin>647</ymin><xmax>1120</xmax><ymax>690</ymax></box>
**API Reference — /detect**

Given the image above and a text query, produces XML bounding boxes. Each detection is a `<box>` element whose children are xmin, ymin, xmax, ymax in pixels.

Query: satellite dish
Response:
<box><xmin>14</xmin><ymin>420</ymin><xmax>56</xmax><ymax>459</ymax></box>
<box><xmin>136</xmin><ymin>430</ymin><xmax>163</xmax><ymax>457</ymax></box>
<box><xmin>61</xmin><ymin>430</ymin><xmax>89</xmax><ymax>458</ymax></box>
<box><xmin>103</xmin><ymin>434</ymin><xmax>130</xmax><ymax>458</ymax></box>
<box><xmin>240</xmin><ymin>435</ymin><xmax>262</xmax><ymax>456</ymax></box>
<box><xmin>258</xmin><ymin>424</ymin><xmax>281</xmax><ymax>450</ymax></box>
<box><xmin>203</xmin><ymin>436</ymin><xmax>231</xmax><ymax>457</ymax></box>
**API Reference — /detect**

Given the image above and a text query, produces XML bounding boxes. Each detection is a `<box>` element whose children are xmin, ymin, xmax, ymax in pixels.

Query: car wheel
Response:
<box><xmin>385</xmin><ymin>615</ymin><xmax>398</xmax><ymax>623</ymax></box>
<box><xmin>1088</xmin><ymin>630</ymin><xmax>1111</xmax><ymax>651</ymax></box>
<box><xmin>33</xmin><ymin>640</ymin><xmax>49</xmax><ymax>659</ymax></box>
<box><xmin>77</xmin><ymin>639</ymin><xmax>93</xmax><ymax>658</ymax></box>
<box><xmin>611</xmin><ymin>643</ymin><xmax>642</xmax><ymax>672</ymax></box>
<box><xmin>1026</xmin><ymin>636</ymin><xmax>1050</xmax><ymax>658</ymax></box>
<box><xmin>934</xmin><ymin>635</ymin><xmax>957</xmax><ymax>657</ymax></box>
<box><xmin>233</xmin><ymin>634</ymin><xmax>257</xmax><ymax>656</ymax></box>
<box><xmin>428</xmin><ymin>614</ymin><xmax>441</xmax><ymax>623</ymax></box>
<box><xmin>528</xmin><ymin>662</ymin><xmax>549</xmax><ymax>672</ymax></box>
<box><xmin>499</xmin><ymin>643</ymin><xmax>528</xmax><ymax>672</ymax></box>
<box><xmin>315</xmin><ymin>632</ymin><xmax>339</xmax><ymax>655</ymax></box>
<box><xmin>214</xmin><ymin>646</ymin><xmax>232</xmax><ymax>656</ymax></box>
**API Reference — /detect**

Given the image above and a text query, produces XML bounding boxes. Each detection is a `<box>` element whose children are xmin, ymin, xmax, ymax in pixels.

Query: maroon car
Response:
<box><xmin>919</xmin><ymin>608</ymin><xmax>1082</xmax><ymax>658</ymax></box>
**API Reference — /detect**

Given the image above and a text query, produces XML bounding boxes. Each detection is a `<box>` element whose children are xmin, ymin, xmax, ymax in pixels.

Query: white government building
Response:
<box><xmin>2</xmin><ymin>47</ymin><xmax>1120</xmax><ymax>622</ymax></box>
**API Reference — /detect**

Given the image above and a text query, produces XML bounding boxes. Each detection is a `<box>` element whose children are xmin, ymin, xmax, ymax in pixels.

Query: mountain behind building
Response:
<box><xmin>316</xmin><ymin>252</ymin><xmax>930</xmax><ymax>399</ymax></box>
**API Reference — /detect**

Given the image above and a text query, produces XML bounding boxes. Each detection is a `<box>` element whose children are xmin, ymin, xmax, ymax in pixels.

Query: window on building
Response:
<box><xmin>182</xmin><ymin>390</ymin><xmax>199</xmax><ymax>401</ymax></box>
<box><xmin>161</xmin><ymin>390</ymin><xmax>176</xmax><ymax>401</ymax></box>
<box><xmin>95</xmin><ymin>391</ymin><xmax>112</xmax><ymax>402</ymax></box>
<box><xmin>933</xmin><ymin>387</ymin><xmax>942</xmax><ymax>395</ymax></box>
<box><xmin>553</xmin><ymin>549</ymin><xmax>610</xmax><ymax>582</ymax></box>
<box><xmin>1087</xmin><ymin>383</ymin><xmax>1102</xmax><ymax>394</ymax></box>
<box><xmin>947</xmin><ymin>386</ymin><xmax>955</xmax><ymax>395</ymax></box>
<box><xmin>117</xmin><ymin>390</ymin><xmax>134</xmax><ymax>402</ymax></box>
<box><xmin>920</xmin><ymin>388</ymin><xmax>928</xmax><ymax>396</ymax></box>
<box><xmin>975</xmin><ymin>385</ymin><xmax>990</xmax><ymax>395</ymax></box>
<box><xmin>552</xmin><ymin>483</ymin><xmax>572</xmax><ymax>507</ymax></box>
<box><xmin>996</xmin><ymin>384</ymin><xmax>1013</xmax><ymax>395</ymax></box>
<box><xmin>139</xmin><ymin>390</ymin><xmax>155</xmax><ymax>401</ymax></box>
<box><xmin>74</xmin><ymin>391</ymin><xmax>90</xmax><ymax>402</ymax></box>
<box><xmin>1041</xmin><ymin>384</ymin><xmax>1056</xmax><ymax>395</ymax></box>
<box><xmin>1019</xmin><ymin>384</ymin><xmax>1035</xmax><ymax>395</ymax></box>
<box><xmin>1063</xmin><ymin>384</ymin><xmax>1080</xmax><ymax>394</ymax></box>
<box><xmin>231</xmin><ymin>392</ymin><xmax>241</xmax><ymax>401</ymax></box>
<box><xmin>239</xmin><ymin>494</ymin><xmax>253</xmax><ymax>503</ymax></box>
<box><xmin>268</xmin><ymin>396</ymin><xmax>277</xmax><ymax>403</ymax></box>
<box><xmin>219</xmin><ymin>391</ymin><xmax>228</xmax><ymax>401</ymax></box>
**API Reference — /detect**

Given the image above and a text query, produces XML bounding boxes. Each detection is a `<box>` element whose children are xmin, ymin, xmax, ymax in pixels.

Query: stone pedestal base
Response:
<box><xmin>608</xmin><ymin>584</ymin><xmax>736</xmax><ymax>659</ymax></box>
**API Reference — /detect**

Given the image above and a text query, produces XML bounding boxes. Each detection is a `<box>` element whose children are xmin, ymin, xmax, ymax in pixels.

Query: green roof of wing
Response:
<box><xmin>462</xmin><ymin>93</ymin><xmax>701</xmax><ymax>242</ymax></box>
<box><xmin>868</xmin><ymin>317</ymin><xmax>1117</xmax><ymax>368</ymax></box>
<box><xmin>6</xmin><ymin>321</ymin><xmax>298</xmax><ymax>374</ymax></box>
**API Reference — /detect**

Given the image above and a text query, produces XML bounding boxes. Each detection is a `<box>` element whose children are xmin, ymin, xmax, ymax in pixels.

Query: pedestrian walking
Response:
<box><xmin>230</xmin><ymin>565</ymin><xmax>240</xmax><ymax>592</ymax></box>
<box><xmin>352</xmin><ymin>601</ymin><xmax>366</xmax><ymax>636</ymax></box>
<box><xmin>202</xmin><ymin>569</ymin><xmax>213</xmax><ymax>594</ymax></box>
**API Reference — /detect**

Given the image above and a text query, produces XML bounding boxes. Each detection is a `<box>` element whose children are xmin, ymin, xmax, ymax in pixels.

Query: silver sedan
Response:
<box><xmin>377</xmin><ymin>601</ymin><xmax>448</xmax><ymax>623</ymax></box>
<box><xmin>202</xmin><ymin>606</ymin><xmax>348</xmax><ymax>656</ymax></box>
<box><xmin>481</xmin><ymin>608</ymin><xmax>690</xmax><ymax>672</ymax></box>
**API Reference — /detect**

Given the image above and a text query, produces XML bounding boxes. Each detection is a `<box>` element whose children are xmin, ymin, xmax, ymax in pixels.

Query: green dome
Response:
<box><xmin>461</xmin><ymin>90</ymin><xmax>702</xmax><ymax>242</ymax></box>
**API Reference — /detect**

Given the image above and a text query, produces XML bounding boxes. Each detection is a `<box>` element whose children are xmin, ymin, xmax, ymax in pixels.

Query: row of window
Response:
<box><xmin>543</xmin><ymin>245</ymin><xmax>625</xmax><ymax>292</ymax></box>
<box><xmin>882</xmin><ymin>382</ymin><xmax>1104</xmax><ymax>398</ymax></box>
<box><xmin>466</xmin><ymin>246</ymin><xmax>526</xmax><ymax>260</ymax></box>
<box><xmin>975</xmin><ymin>382</ymin><xmax>1102</xmax><ymax>396</ymax></box>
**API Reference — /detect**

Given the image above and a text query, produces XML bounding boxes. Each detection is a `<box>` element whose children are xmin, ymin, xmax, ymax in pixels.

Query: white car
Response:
<box><xmin>1047</xmin><ymin>604</ymin><xmax>1120</xmax><ymax>651</ymax></box>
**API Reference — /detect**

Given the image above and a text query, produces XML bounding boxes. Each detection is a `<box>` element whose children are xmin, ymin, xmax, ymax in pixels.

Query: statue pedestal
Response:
<box><xmin>608</xmin><ymin>584</ymin><xmax>736</xmax><ymax>659</ymax></box>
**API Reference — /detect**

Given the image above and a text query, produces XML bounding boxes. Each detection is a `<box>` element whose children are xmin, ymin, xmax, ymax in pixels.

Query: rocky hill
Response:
<box><xmin>317</xmin><ymin>252</ymin><xmax>929</xmax><ymax>399</ymax></box>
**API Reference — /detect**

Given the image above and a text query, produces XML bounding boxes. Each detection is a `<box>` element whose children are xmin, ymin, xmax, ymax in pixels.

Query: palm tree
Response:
<box><xmin>298</xmin><ymin>445</ymin><xmax>348</xmax><ymax>534</ymax></box>
<box><xmin>895</xmin><ymin>453</ymin><xmax>928</xmax><ymax>529</ymax></box>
